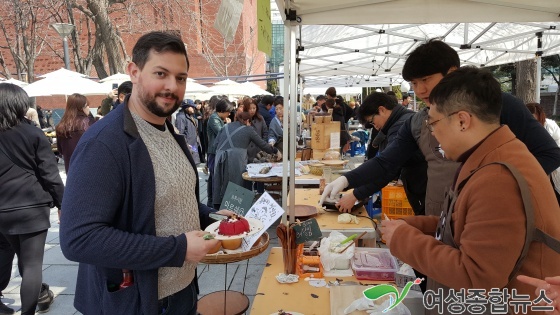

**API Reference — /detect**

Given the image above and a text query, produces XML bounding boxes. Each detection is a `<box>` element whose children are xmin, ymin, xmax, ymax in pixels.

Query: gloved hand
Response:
<box><xmin>269</xmin><ymin>139</ymin><xmax>276</xmax><ymax>147</ymax></box>
<box><xmin>275</xmin><ymin>151</ymin><xmax>283</xmax><ymax>161</ymax></box>
<box><xmin>319</xmin><ymin>176</ymin><xmax>349</xmax><ymax>205</ymax></box>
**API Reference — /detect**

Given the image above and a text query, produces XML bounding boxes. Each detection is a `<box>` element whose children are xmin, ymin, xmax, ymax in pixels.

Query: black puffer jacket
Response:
<box><xmin>0</xmin><ymin>120</ymin><xmax>64</xmax><ymax>211</ymax></box>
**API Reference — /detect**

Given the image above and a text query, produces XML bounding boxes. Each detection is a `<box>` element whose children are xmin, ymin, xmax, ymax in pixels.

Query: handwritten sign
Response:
<box><xmin>241</xmin><ymin>192</ymin><xmax>284</xmax><ymax>251</ymax></box>
<box><xmin>219</xmin><ymin>182</ymin><xmax>255</xmax><ymax>216</ymax></box>
<box><xmin>292</xmin><ymin>218</ymin><xmax>322</xmax><ymax>244</ymax></box>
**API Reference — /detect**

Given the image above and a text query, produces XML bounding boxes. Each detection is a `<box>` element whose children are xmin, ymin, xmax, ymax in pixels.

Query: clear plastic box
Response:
<box><xmin>351</xmin><ymin>248</ymin><xmax>398</xmax><ymax>281</ymax></box>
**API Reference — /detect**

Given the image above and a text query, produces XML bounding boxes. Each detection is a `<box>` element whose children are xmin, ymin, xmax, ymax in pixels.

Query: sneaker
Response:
<box><xmin>0</xmin><ymin>301</ymin><xmax>14</xmax><ymax>315</ymax></box>
<box><xmin>203</xmin><ymin>166</ymin><xmax>209</xmax><ymax>175</ymax></box>
<box><xmin>36</xmin><ymin>284</ymin><xmax>54</xmax><ymax>313</ymax></box>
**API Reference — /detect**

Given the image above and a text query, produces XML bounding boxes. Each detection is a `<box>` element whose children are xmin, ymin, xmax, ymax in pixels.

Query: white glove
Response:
<box><xmin>319</xmin><ymin>176</ymin><xmax>349</xmax><ymax>205</ymax></box>
<box><xmin>275</xmin><ymin>151</ymin><xmax>283</xmax><ymax>161</ymax></box>
<box><xmin>269</xmin><ymin>139</ymin><xmax>276</xmax><ymax>146</ymax></box>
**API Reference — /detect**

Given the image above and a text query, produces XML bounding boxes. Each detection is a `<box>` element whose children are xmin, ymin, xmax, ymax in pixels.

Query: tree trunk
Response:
<box><xmin>86</xmin><ymin>0</ymin><xmax>126</xmax><ymax>77</ymax></box>
<box><xmin>515</xmin><ymin>59</ymin><xmax>538</xmax><ymax>104</ymax></box>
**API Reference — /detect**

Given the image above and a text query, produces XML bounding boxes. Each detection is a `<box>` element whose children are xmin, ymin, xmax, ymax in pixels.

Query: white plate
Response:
<box><xmin>269</xmin><ymin>312</ymin><xmax>304</xmax><ymax>315</ymax></box>
<box><xmin>204</xmin><ymin>217</ymin><xmax>263</xmax><ymax>240</ymax></box>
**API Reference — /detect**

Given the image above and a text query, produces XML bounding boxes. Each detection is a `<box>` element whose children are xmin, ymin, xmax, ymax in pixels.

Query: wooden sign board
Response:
<box><xmin>292</xmin><ymin>218</ymin><xmax>322</xmax><ymax>244</ymax></box>
<box><xmin>219</xmin><ymin>182</ymin><xmax>255</xmax><ymax>216</ymax></box>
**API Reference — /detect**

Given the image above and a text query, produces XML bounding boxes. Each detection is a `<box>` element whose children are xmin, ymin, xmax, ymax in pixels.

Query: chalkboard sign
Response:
<box><xmin>292</xmin><ymin>218</ymin><xmax>322</xmax><ymax>244</ymax></box>
<box><xmin>219</xmin><ymin>182</ymin><xmax>255</xmax><ymax>216</ymax></box>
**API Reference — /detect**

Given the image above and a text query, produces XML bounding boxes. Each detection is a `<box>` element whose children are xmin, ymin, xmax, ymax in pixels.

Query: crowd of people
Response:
<box><xmin>1</xmin><ymin>31</ymin><xmax>560</xmax><ymax>315</ymax></box>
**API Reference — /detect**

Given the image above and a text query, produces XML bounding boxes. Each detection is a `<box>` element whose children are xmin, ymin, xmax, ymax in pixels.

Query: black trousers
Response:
<box><xmin>1</xmin><ymin>230</ymin><xmax>47</xmax><ymax>315</ymax></box>
<box><xmin>0</xmin><ymin>233</ymin><xmax>15</xmax><ymax>293</ymax></box>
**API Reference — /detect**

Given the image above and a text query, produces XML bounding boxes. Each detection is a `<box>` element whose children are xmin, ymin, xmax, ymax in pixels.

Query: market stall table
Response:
<box><xmin>250</xmin><ymin>247</ymin><xmax>404</xmax><ymax>314</ymax></box>
<box><xmin>290</xmin><ymin>188</ymin><xmax>377</xmax><ymax>239</ymax></box>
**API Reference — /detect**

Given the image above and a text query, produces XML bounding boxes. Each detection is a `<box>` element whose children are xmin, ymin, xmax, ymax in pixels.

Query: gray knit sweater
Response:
<box><xmin>132</xmin><ymin>112</ymin><xmax>200</xmax><ymax>299</ymax></box>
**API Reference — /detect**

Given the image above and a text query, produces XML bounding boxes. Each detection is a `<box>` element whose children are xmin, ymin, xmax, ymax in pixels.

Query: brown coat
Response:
<box><xmin>391</xmin><ymin>126</ymin><xmax>560</xmax><ymax>314</ymax></box>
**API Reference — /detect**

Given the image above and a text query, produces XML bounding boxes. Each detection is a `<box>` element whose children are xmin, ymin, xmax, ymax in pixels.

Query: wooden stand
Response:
<box><xmin>197</xmin><ymin>233</ymin><xmax>269</xmax><ymax>315</ymax></box>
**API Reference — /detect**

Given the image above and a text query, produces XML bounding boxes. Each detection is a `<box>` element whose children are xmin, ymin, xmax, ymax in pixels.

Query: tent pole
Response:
<box><xmin>288</xmin><ymin>24</ymin><xmax>298</xmax><ymax>226</ymax></box>
<box><xmin>536</xmin><ymin>32</ymin><xmax>543</xmax><ymax>103</ymax></box>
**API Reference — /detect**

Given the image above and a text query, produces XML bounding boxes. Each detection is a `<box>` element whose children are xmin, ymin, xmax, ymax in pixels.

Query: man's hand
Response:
<box><xmin>517</xmin><ymin>275</ymin><xmax>560</xmax><ymax>314</ymax></box>
<box><xmin>216</xmin><ymin>209</ymin><xmax>236</xmax><ymax>217</ymax></box>
<box><xmin>276</xmin><ymin>151</ymin><xmax>283</xmax><ymax>161</ymax></box>
<box><xmin>379</xmin><ymin>219</ymin><xmax>407</xmax><ymax>247</ymax></box>
<box><xmin>185</xmin><ymin>231</ymin><xmax>220</xmax><ymax>263</ymax></box>
<box><xmin>337</xmin><ymin>193</ymin><xmax>357</xmax><ymax>213</ymax></box>
<box><xmin>319</xmin><ymin>176</ymin><xmax>349</xmax><ymax>205</ymax></box>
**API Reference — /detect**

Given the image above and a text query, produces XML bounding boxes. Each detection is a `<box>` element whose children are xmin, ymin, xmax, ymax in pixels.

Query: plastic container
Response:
<box><xmin>351</xmin><ymin>248</ymin><xmax>398</xmax><ymax>281</ymax></box>
<box><xmin>381</xmin><ymin>184</ymin><xmax>415</xmax><ymax>220</ymax></box>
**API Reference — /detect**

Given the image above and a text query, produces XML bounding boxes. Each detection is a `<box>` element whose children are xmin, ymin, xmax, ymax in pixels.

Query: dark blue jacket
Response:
<box><xmin>258</xmin><ymin>102</ymin><xmax>272</xmax><ymax>127</ymax></box>
<box><xmin>60</xmin><ymin>98</ymin><xmax>215</xmax><ymax>314</ymax></box>
<box><xmin>352</xmin><ymin>105</ymin><xmax>427</xmax><ymax>215</ymax></box>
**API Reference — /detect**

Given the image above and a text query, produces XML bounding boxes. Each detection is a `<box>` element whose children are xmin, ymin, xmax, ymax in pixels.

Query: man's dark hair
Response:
<box><xmin>325</xmin><ymin>87</ymin><xmax>336</xmax><ymax>98</ymax></box>
<box><xmin>402</xmin><ymin>93</ymin><xmax>409</xmax><ymax>101</ymax></box>
<box><xmin>215</xmin><ymin>99</ymin><xmax>233</xmax><ymax>113</ymax></box>
<box><xmin>0</xmin><ymin>83</ymin><xmax>31</xmax><ymax>131</ymax></box>
<box><xmin>356</xmin><ymin>92</ymin><xmax>397</xmax><ymax>125</ymax></box>
<box><xmin>429</xmin><ymin>66</ymin><xmax>502</xmax><ymax>124</ymax></box>
<box><xmin>261</xmin><ymin>95</ymin><xmax>275</xmax><ymax>106</ymax></box>
<box><xmin>118</xmin><ymin>81</ymin><xmax>132</xmax><ymax>96</ymax></box>
<box><xmin>274</xmin><ymin>96</ymin><xmax>284</xmax><ymax>106</ymax></box>
<box><xmin>402</xmin><ymin>39</ymin><xmax>460</xmax><ymax>81</ymax></box>
<box><xmin>316</xmin><ymin>95</ymin><xmax>326</xmax><ymax>101</ymax></box>
<box><xmin>132</xmin><ymin>31</ymin><xmax>189</xmax><ymax>70</ymax></box>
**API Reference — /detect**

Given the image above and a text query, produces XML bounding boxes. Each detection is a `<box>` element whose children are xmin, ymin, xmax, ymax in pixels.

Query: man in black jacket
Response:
<box><xmin>337</xmin><ymin>92</ymin><xmax>427</xmax><ymax>215</ymax></box>
<box><xmin>258</xmin><ymin>95</ymin><xmax>275</xmax><ymax>127</ymax></box>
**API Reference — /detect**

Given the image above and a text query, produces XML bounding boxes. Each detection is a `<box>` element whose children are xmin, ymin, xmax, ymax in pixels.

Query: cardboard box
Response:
<box><xmin>311</xmin><ymin>122</ymin><xmax>340</xmax><ymax>150</ymax></box>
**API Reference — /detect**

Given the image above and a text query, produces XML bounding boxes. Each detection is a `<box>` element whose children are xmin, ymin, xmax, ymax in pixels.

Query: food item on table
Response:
<box><xmin>300</xmin><ymin>165</ymin><xmax>310</xmax><ymax>174</ymax></box>
<box><xmin>322</xmin><ymin>148</ymin><xmax>341</xmax><ymax>160</ymax></box>
<box><xmin>259</xmin><ymin>166</ymin><xmax>271</xmax><ymax>174</ymax></box>
<box><xmin>218</xmin><ymin>214</ymin><xmax>250</xmax><ymax>236</ymax></box>
<box><xmin>221</xmin><ymin>238</ymin><xmax>243</xmax><ymax>250</ymax></box>
<box><xmin>277</xmin><ymin>310</ymin><xmax>293</xmax><ymax>315</ymax></box>
<box><xmin>207</xmin><ymin>240</ymin><xmax>222</xmax><ymax>254</ymax></box>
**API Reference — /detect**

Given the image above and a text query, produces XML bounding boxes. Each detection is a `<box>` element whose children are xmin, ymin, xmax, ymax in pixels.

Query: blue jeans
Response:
<box><xmin>158</xmin><ymin>283</ymin><xmax>197</xmax><ymax>315</ymax></box>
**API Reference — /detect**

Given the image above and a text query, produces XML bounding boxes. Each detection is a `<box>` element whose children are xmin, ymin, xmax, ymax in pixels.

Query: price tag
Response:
<box><xmin>219</xmin><ymin>182</ymin><xmax>255</xmax><ymax>216</ymax></box>
<box><xmin>292</xmin><ymin>218</ymin><xmax>322</xmax><ymax>244</ymax></box>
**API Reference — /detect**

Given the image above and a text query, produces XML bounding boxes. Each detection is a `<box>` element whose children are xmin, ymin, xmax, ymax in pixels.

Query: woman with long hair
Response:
<box><xmin>0</xmin><ymin>84</ymin><xmax>64</xmax><ymax>314</ymax></box>
<box><xmin>243</xmin><ymin>97</ymin><xmax>268</xmax><ymax>162</ymax></box>
<box><xmin>55</xmin><ymin>93</ymin><xmax>95</xmax><ymax>173</ymax></box>
<box><xmin>526</xmin><ymin>102</ymin><xmax>560</xmax><ymax>204</ymax></box>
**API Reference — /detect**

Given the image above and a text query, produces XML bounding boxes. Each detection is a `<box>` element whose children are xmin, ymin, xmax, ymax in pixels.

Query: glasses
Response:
<box><xmin>425</xmin><ymin>111</ymin><xmax>459</xmax><ymax>132</ymax></box>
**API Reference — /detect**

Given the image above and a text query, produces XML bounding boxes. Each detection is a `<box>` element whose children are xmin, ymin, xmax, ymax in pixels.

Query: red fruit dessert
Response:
<box><xmin>218</xmin><ymin>214</ymin><xmax>250</xmax><ymax>236</ymax></box>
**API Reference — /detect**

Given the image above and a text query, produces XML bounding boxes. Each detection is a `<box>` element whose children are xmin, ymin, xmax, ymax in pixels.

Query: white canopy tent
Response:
<box><xmin>273</xmin><ymin>0</ymin><xmax>560</xmax><ymax>221</ymax></box>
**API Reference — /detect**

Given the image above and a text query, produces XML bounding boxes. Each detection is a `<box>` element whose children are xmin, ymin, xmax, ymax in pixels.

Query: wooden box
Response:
<box><xmin>311</xmin><ymin>121</ymin><xmax>340</xmax><ymax>150</ymax></box>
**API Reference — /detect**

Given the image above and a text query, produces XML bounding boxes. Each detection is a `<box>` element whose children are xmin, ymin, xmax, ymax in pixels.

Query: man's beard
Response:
<box><xmin>141</xmin><ymin>90</ymin><xmax>181</xmax><ymax>117</ymax></box>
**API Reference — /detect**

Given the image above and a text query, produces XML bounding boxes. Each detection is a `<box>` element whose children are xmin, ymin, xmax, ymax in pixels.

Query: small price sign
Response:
<box><xmin>292</xmin><ymin>218</ymin><xmax>322</xmax><ymax>244</ymax></box>
<box><xmin>219</xmin><ymin>182</ymin><xmax>255</xmax><ymax>216</ymax></box>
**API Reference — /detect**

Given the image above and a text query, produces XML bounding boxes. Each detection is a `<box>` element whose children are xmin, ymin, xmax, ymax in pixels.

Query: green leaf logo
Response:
<box><xmin>363</xmin><ymin>278</ymin><xmax>423</xmax><ymax>312</ymax></box>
